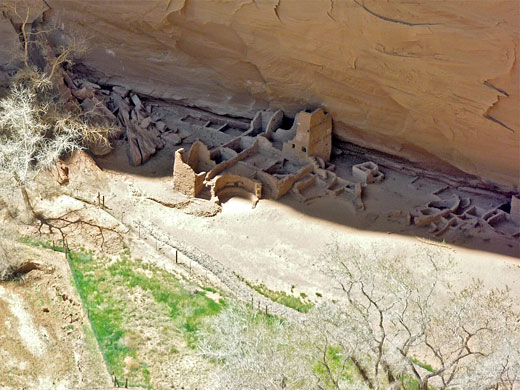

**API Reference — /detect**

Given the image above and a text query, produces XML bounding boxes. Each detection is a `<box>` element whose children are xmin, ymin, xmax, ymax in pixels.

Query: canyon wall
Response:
<box><xmin>5</xmin><ymin>0</ymin><xmax>520</xmax><ymax>189</ymax></box>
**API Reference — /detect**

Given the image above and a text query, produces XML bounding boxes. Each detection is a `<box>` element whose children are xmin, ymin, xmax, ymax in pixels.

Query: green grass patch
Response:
<box><xmin>67</xmin><ymin>250</ymin><xmax>139</xmax><ymax>386</ymax></box>
<box><xmin>412</xmin><ymin>358</ymin><xmax>434</xmax><ymax>373</ymax></box>
<box><xmin>313</xmin><ymin>346</ymin><xmax>356</xmax><ymax>388</ymax></box>
<box><xmin>105</xmin><ymin>257</ymin><xmax>224</xmax><ymax>347</ymax></box>
<box><xmin>70</xmin><ymin>251</ymin><xmax>224</xmax><ymax>386</ymax></box>
<box><xmin>235</xmin><ymin>274</ymin><xmax>313</xmax><ymax>313</ymax></box>
<box><xmin>254</xmin><ymin>285</ymin><xmax>313</xmax><ymax>313</ymax></box>
<box><xmin>19</xmin><ymin>235</ymin><xmax>67</xmax><ymax>252</ymax></box>
<box><xmin>312</xmin><ymin>350</ymin><xmax>427</xmax><ymax>390</ymax></box>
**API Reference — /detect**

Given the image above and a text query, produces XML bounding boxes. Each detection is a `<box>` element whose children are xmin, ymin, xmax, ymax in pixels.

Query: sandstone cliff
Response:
<box><xmin>3</xmin><ymin>0</ymin><xmax>520</xmax><ymax>190</ymax></box>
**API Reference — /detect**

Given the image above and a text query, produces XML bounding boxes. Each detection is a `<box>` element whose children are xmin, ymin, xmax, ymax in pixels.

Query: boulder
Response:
<box><xmin>127</xmin><ymin>122</ymin><xmax>164</xmax><ymax>166</ymax></box>
<box><xmin>89</xmin><ymin>139</ymin><xmax>112</xmax><ymax>156</ymax></box>
<box><xmin>163</xmin><ymin>132</ymin><xmax>182</xmax><ymax>145</ymax></box>
<box><xmin>112</xmin><ymin>85</ymin><xmax>129</xmax><ymax>98</ymax></box>
<box><xmin>155</xmin><ymin>121</ymin><xmax>167</xmax><ymax>132</ymax></box>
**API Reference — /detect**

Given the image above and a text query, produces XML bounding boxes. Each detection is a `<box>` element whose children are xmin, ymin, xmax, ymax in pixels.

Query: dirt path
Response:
<box><xmin>0</xmin><ymin>285</ymin><xmax>48</xmax><ymax>357</ymax></box>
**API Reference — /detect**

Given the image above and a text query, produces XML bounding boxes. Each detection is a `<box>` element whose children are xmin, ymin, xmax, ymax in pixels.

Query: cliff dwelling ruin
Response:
<box><xmin>45</xmin><ymin>66</ymin><xmax>520</xmax><ymax>245</ymax></box>
<box><xmin>165</xmin><ymin>100</ymin><xmax>519</xmax><ymax>242</ymax></box>
<box><xmin>173</xmin><ymin>108</ymin><xmax>366</xmax><ymax>208</ymax></box>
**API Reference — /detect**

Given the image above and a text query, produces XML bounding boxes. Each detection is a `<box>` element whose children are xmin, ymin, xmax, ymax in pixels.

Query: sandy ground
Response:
<box><xmin>0</xmin><ymin>236</ymin><xmax>110</xmax><ymax>390</ymax></box>
<box><xmin>125</xmin><ymin>192</ymin><xmax>520</xmax><ymax>304</ymax></box>
<box><xmin>80</xmin><ymin>144</ymin><xmax>520</xmax><ymax>305</ymax></box>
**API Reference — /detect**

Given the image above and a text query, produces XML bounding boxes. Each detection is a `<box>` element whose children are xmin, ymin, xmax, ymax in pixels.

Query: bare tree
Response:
<box><xmin>198</xmin><ymin>306</ymin><xmax>316</xmax><ymax>390</ymax></box>
<box><xmin>0</xmin><ymin>76</ymin><xmax>81</xmax><ymax>214</ymax></box>
<box><xmin>199</xmin><ymin>245</ymin><xmax>519</xmax><ymax>390</ymax></box>
<box><xmin>313</xmin><ymin>244</ymin><xmax>520</xmax><ymax>390</ymax></box>
<box><xmin>0</xmin><ymin>2</ymin><xmax>112</xmax><ymax>220</ymax></box>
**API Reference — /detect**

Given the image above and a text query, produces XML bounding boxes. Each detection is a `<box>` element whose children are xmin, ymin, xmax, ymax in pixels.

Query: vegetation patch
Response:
<box><xmin>411</xmin><ymin>358</ymin><xmax>434</xmax><ymax>373</ymax></box>
<box><xmin>312</xmin><ymin>346</ymin><xmax>356</xmax><ymax>387</ymax></box>
<box><xmin>104</xmin><ymin>256</ymin><xmax>224</xmax><ymax>346</ymax></box>
<box><xmin>21</xmin><ymin>237</ymin><xmax>224</xmax><ymax>387</ymax></box>
<box><xmin>238</xmin><ymin>275</ymin><xmax>313</xmax><ymax>313</ymax></box>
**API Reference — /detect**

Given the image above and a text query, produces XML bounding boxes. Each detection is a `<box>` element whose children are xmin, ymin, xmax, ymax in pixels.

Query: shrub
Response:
<box><xmin>0</xmin><ymin>237</ymin><xmax>22</xmax><ymax>281</ymax></box>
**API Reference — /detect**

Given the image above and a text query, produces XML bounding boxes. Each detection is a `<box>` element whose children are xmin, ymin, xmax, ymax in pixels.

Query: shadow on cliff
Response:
<box><xmin>94</xmin><ymin>140</ymin><xmax>180</xmax><ymax>179</ymax></box>
<box><xmin>277</xmin><ymin>196</ymin><xmax>520</xmax><ymax>260</ymax></box>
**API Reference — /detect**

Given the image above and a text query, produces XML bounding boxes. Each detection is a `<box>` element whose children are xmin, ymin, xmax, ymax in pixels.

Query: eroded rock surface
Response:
<box><xmin>38</xmin><ymin>0</ymin><xmax>519</xmax><ymax>190</ymax></box>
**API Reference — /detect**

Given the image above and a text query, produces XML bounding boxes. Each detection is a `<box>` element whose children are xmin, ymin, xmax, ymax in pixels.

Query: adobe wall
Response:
<box><xmin>210</xmin><ymin>174</ymin><xmax>262</xmax><ymax>204</ymax></box>
<box><xmin>187</xmin><ymin>141</ymin><xmax>216</xmax><ymax>174</ymax></box>
<box><xmin>207</xmin><ymin>139</ymin><xmax>259</xmax><ymax>180</ymax></box>
<box><xmin>511</xmin><ymin>195</ymin><xmax>520</xmax><ymax>225</ymax></box>
<box><xmin>307</xmin><ymin>114</ymin><xmax>333</xmax><ymax>162</ymax></box>
<box><xmin>173</xmin><ymin>148</ymin><xmax>206</xmax><ymax>197</ymax></box>
<box><xmin>256</xmin><ymin>164</ymin><xmax>313</xmax><ymax>199</ymax></box>
<box><xmin>282</xmin><ymin>109</ymin><xmax>332</xmax><ymax>162</ymax></box>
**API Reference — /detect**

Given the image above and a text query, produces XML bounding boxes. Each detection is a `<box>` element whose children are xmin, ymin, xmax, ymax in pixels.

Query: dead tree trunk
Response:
<box><xmin>19</xmin><ymin>185</ymin><xmax>37</xmax><ymax>221</ymax></box>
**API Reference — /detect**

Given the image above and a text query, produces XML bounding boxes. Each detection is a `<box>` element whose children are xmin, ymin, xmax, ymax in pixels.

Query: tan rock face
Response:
<box><xmin>37</xmin><ymin>1</ymin><xmax>520</xmax><ymax>189</ymax></box>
